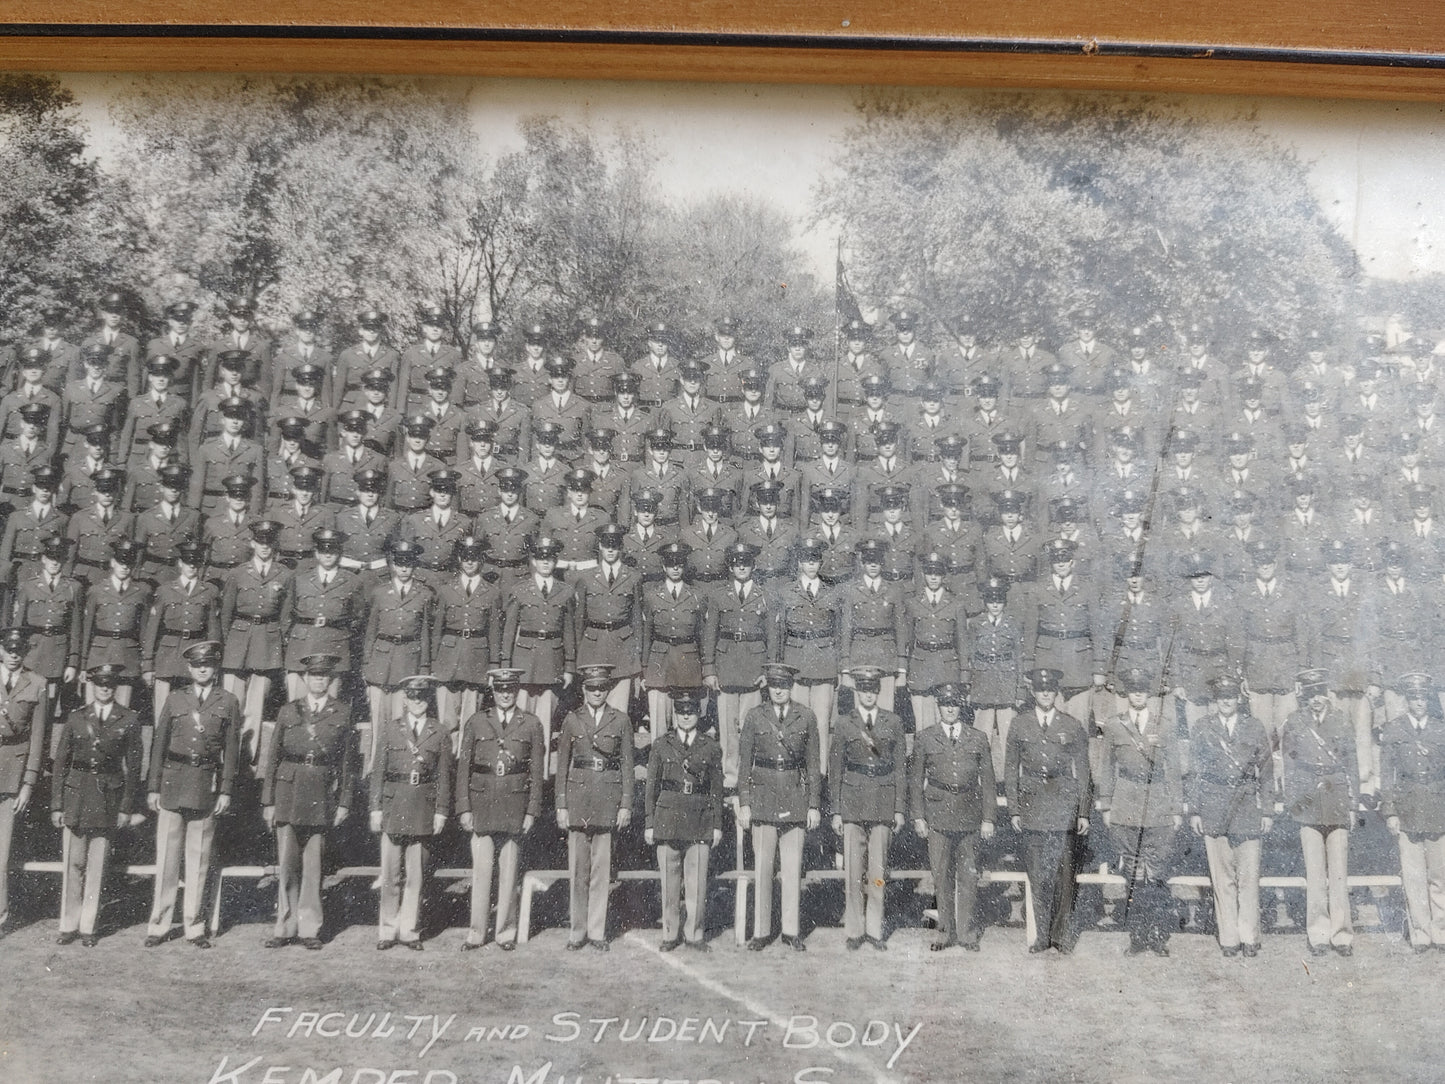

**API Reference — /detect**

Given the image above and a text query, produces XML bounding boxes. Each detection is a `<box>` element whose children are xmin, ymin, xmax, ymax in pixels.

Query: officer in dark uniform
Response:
<box><xmin>261</xmin><ymin>652</ymin><xmax>356</xmax><ymax>949</ymax></box>
<box><xmin>142</xmin><ymin>539</ymin><xmax>221</xmax><ymax>725</ymax></box>
<box><xmin>646</xmin><ymin>687</ymin><xmax>724</xmax><ymax>950</ymax></box>
<box><xmin>738</xmin><ymin>663</ymin><xmax>820</xmax><ymax>950</ymax></box>
<box><xmin>1005</xmin><ymin>667</ymin><xmax>1091</xmax><ymax>954</ymax></box>
<box><xmin>456</xmin><ymin>419</ymin><xmax>504</xmax><ymax>518</ymax></box>
<box><xmin>571</xmin><ymin>316</ymin><xmax>626</xmax><ymax>406</ymax></box>
<box><xmin>910</xmin><ymin>682</ymin><xmax>996</xmax><ymax>951</ymax></box>
<box><xmin>593</xmin><ymin>370</ymin><xmax>650</xmax><ymax>467</ymax></box>
<box><xmin>398</xmin><ymin>304</ymin><xmax>464</xmax><ymax>413</ymax></box>
<box><xmin>541</xmin><ymin>469</ymin><xmax>609</xmax><ymax>574</ymax></box>
<box><xmin>269</xmin><ymin>465</ymin><xmax>333</xmax><ymax>569</ymax></box>
<box><xmin>50</xmin><ymin>661</ymin><xmax>144</xmax><ymax>946</ymax></box>
<box><xmin>522</xmin><ymin>420</ymin><xmax>570</xmax><ymax>512</ymax></box>
<box><xmin>270</xmin><ymin>309</ymin><xmax>331</xmax><ymax>411</ymax></box>
<box><xmin>622</xmin><ymin>487</ymin><xmax>670</xmax><ymax>584</ymax></box>
<box><xmin>530</xmin><ymin>356</ymin><xmax>590</xmax><ymax>452</ymax></box>
<box><xmin>11</xmin><ymin>535</ymin><xmax>81</xmax><ymax>739</ymax></box>
<box><xmin>401</xmin><ymin>468</ymin><xmax>472</xmax><ymax>586</ymax></box>
<box><xmin>556</xmin><ymin>663</ymin><xmax>634</xmax><ymax>950</ymax></box>
<box><xmin>455</xmin><ymin>667</ymin><xmax>544</xmax><ymax>950</ymax></box>
<box><xmin>829</xmin><ymin>665</ymin><xmax>907</xmax><ymax>950</ymax></box>
<box><xmin>322</xmin><ymin>410</ymin><xmax>387</xmax><ymax>508</ymax></box>
<box><xmin>65</xmin><ymin>466</ymin><xmax>133</xmax><ymax>589</ymax></box>
<box><xmin>219</xmin><ymin>519</ymin><xmax>292</xmax><ymax>761</ymax></box>
<box><xmin>735</xmin><ymin>480</ymin><xmax>797</xmax><ymax>582</ymax></box>
<box><xmin>370</xmin><ymin>674</ymin><xmax>451</xmax><ymax>950</ymax></box>
<box><xmin>640</xmin><ymin>541</ymin><xmax>708</xmax><ymax>741</ymax></box>
<box><xmin>0</xmin><ymin>627</ymin><xmax>44</xmax><ymax>932</ymax></box>
<box><xmin>120</xmin><ymin>363</ymin><xmax>187</xmax><ymax>473</ymax></box>
<box><xmin>576</xmin><ymin>523</ymin><xmax>644</xmax><ymax>714</ymax></box>
<box><xmin>188</xmin><ymin>396</ymin><xmax>265</xmax><ymax>517</ymax></box>
<box><xmin>474</xmin><ymin>466</ymin><xmax>536</xmax><ymax>592</ymax></box>
<box><xmin>430</xmin><ymin>536</ymin><xmax>501</xmax><ymax>735</ymax></box>
<box><xmin>0</xmin><ymin>465</ymin><xmax>68</xmax><ymax>608</ymax></box>
<box><xmin>145</xmin><ymin>640</ymin><xmax>242</xmax><ymax>948</ymax></box>
<box><xmin>269</xmin><ymin>364</ymin><xmax>333</xmax><ymax>457</ymax></box>
<box><xmin>201</xmin><ymin>474</ymin><xmax>260</xmax><ymax>585</ymax></box>
<box><xmin>334</xmin><ymin>309</ymin><xmax>401</xmax><ymax>411</ymax></box>
<box><xmin>388</xmin><ymin>415</ymin><xmax>445</xmax><ymax>515</ymax></box>
<box><xmin>1379</xmin><ymin>673</ymin><xmax>1445</xmax><ymax>950</ymax></box>
<box><xmin>79</xmin><ymin>538</ymin><xmax>151</xmax><ymax>708</ymax></box>
<box><xmin>0</xmin><ymin>359</ymin><xmax>61</xmax><ymax>450</ymax></box>
<box><xmin>133</xmin><ymin>464</ymin><xmax>199</xmax><ymax>584</ymax></box>
<box><xmin>283</xmin><ymin>528</ymin><xmax>360</xmax><ymax>701</ymax></box>
<box><xmin>480</xmin><ymin>367</ymin><xmax>531</xmax><ymax>462</ymax></box>
<box><xmin>335</xmin><ymin>467</ymin><xmax>399</xmax><ymax>575</ymax></box>
<box><xmin>703</xmin><ymin>543</ymin><xmax>777</xmax><ymax>790</ymax></box>
<box><xmin>778</xmin><ymin>537</ymin><xmax>841</xmax><ymax>760</ymax></box>
<box><xmin>61</xmin><ymin>348</ymin><xmax>126</xmax><ymax>460</ymax></box>
<box><xmin>360</xmin><ymin>540</ymin><xmax>434</xmax><ymax>770</ymax></box>
<box><xmin>501</xmin><ymin>535</ymin><xmax>577</xmax><ymax>764</ymax></box>
<box><xmin>418</xmin><ymin>366</ymin><xmax>466</xmax><ymax>463</ymax></box>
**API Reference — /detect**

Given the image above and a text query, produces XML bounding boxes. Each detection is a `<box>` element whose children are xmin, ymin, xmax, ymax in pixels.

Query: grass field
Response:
<box><xmin>0</xmin><ymin>869</ymin><xmax>1439</xmax><ymax>1084</ymax></box>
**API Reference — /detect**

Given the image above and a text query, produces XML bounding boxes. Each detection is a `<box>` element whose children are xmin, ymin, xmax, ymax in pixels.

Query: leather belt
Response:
<box><xmin>851</xmin><ymin>627</ymin><xmax>893</xmax><ymax>636</ymax></box>
<box><xmin>385</xmin><ymin>769</ymin><xmax>434</xmax><ymax>785</ymax></box>
<box><xmin>488</xmin><ymin>556</ymin><xmax>528</xmax><ymax>568</ymax></box>
<box><xmin>166</xmin><ymin>751</ymin><xmax>216</xmax><ymax>769</ymax></box>
<box><xmin>925</xmin><ymin>776</ymin><xmax>968</xmax><ymax>793</ymax></box>
<box><xmin>915</xmin><ymin>640</ymin><xmax>955</xmax><ymax>651</ymax></box>
<box><xmin>660</xmin><ymin>778</ymin><xmax>710</xmax><ymax>795</ymax></box>
<box><xmin>161</xmin><ymin>626</ymin><xmax>208</xmax><ymax>637</ymax></box>
<box><xmin>846</xmin><ymin>760</ymin><xmax>895</xmax><ymax>777</ymax></box>
<box><xmin>652</xmin><ymin>633</ymin><xmax>695</xmax><ymax>646</ymax></box>
<box><xmin>27</xmin><ymin>624</ymin><xmax>68</xmax><ymax>635</ymax></box>
<box><xmin>972</xmin><ymin>651</ymin><xmax>1015</xmax><ymax>662</ymax></box>
<box><xmin>720</xmin><ymin>630</ymin><xmax>764</xmax><ymax>641</ymax></box>
<box><xmin>0</xmin><ymin>486</ymin><xmax>28</xmax><ymax>496</ymax></box>
<box><xmin>587</xmin><ymin>619</ymin><xmax>631</xmax><ymax>631</ymax></box>
<box><xmin>300</xmin><ymin>616</ymin><xmax>349</xmax><ymax>629</ymax></box>
<box><xmin>93</xmin><ymin>629</ymin><xmax>137</xmax><ymax>639</ymax></box>
<box><xmin>786</xmin><ymin>629</ymin><xmax>834</xmax><ymax>641</ymax></box>
<box><xmin>753</xmin><ymin>754</ymin><xmax>803</xmax><ymax>771</ymax></box>
<box><xmin>283</xmin><ymin>752</ymin><xmax>339</xmax><ymax>768</ymax></box>
<box><xmin>517</xmin><ymin>629</ymin><xmax>561</xmax><ymax>640</ymax></box>
<box><xmin>571</xmin><ymin>755</ymin><xmax>620</xmax><ymax>772</ymax></box>
<box><xmin>233</xmin><ymin>614</ymin><xmax>279</xmax><ymax>624</ymax></box>
<box><xmin>71</xmin><ymin>760</ymin><xmax>119</xmax><ymax>774</ymax></box>
<box><xmin>474</xmin><ymin>759</ymin><xmax>529</xmax><ymax>776</ymax></box>
<box><xmin>444</xmin><ymin>627</ymin><xmax>486</xmax><ymax>638</ymax></box>
<box><xmin>75</xmin><ymin>556</ymin><xmax>109</xmax><ymax>568</ymax></box>
<box><xmin>376</xmin><ymin>633</ymin><xmax>418</xmax><ymax>643</ymax></box>
<box><xmin>1038</xmin><ymin>628</ymin><xmax>1090</xmax><ymax>639</ymax></box>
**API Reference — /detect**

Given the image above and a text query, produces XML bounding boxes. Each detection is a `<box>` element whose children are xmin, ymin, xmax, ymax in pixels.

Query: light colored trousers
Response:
<box><xmin>60</xmin><ymin>829</ymin><xmax>109</xmax><ymax>935</ymax></box>
<box><xmin>842</xmin><ymin>822</ymin><xmax>891</xmax><ymax>939</ymax></box>
<box><xmin>148</xmin><ymin>807</ymin><xmax>217</xmax><ymax>939</ymax></box>
<box><xmin>274</xmin><ymin>824</ymin><xmax>325</xmax><ymax>939</ymax></box>
<box><xmin>466</xmin><ymin>832</ymin><xmax>521</xmax><ymax>945</ymax></box>
<box><xmin>716</xmin><ymin>688</ymin><xmax>762</xmax><ymax>788</ymax></box>
<box><xmin>1398</xmin><ymin>831</ymin><xmax>1445</xmax><ymax>947</ymax></box>
<box><xmin>793</xmin><ymin>682</ymin><xmax>836</xmax><ymax>763</ymax></box>
<box><xmin>658</xmin><ymin>840</ymin><xmax>710</xmax><ymax>942</ymax></box>
<box><xmin>1203</xmin><ymin>834</ymin><xmax>1261</xmax><ymax>948</ymax></box>
<box><xmin>1300</xmin><ymin>825</ymin><xmax>1351</xmax><ymax>949</ymax></box>
<box><xmin>568</xmin><ymin>828</ymin><xmax>612</xmax><ymax>943</ymax></box>
<box><xmin>378</xmin><ymin>833</ymin><xmax>427</xmax><ymax>943</ymax></box>
<box><xmin>751</xmin><ymin>823</ymin><xmax>806</xmax><ymax>939</ymax></box>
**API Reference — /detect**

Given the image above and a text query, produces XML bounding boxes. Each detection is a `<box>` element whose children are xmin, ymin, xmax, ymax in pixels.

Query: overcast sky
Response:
<box><xmin>67</xmin><ymin>74</ymin><xmax>1445</xmax><ymax>286</ymax></box>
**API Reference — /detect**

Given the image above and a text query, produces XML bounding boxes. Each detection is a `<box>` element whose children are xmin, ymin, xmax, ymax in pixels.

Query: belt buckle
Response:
<box><xmin>315</xmin><ymin>616</ymin><xmax>327</xmax><ymax>626</ymax></box>
<box><xmin>304</xmin><ymin>752</ymin><xmax>317</xmax><ymax>767</ymax></box>
<box><xmin>409</xmin><ymin>769</ymin><xmax>421</xmax><ymax>786</ymax></box>
<box><xmin>682</xmin><ymin>780</ymin><xmax>695</xmax><ymax>795</ymax></box>
<box><xmin>495</xmin><ymin>760</ymin><xmax>506</xmax><ymax>777</ymax></box>
<box><xmin>591</xmin><ymin>756</ymin><xmax>606</xmax><ymax>771</ymax></box>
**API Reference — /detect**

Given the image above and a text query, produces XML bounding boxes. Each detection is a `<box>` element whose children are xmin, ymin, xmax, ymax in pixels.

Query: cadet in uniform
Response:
<box><xmin>1096</xmin><ymin>667</ymin><xmax>1185</xmax><ymax>956</ymax></box>
<box><xmin>1004</xmin><ymin>667</ymin><xmax>1091</xmax><ymax>954</ymax></box>
<box><xmin>739</xmin><ymin>663</ymin><xmax>820</xmax><ymax>950</ymax></box>
<box><xmin>829</xmin><ymin>666</ymin><xmax>907</xmax><ymax>949</ymax></box>
<box><xmin>79</xmin><ymin>538</ymin><xmax>151</xmax><ymax>707</ymax></box>
<box><xmin>646</xmin><ymin>687</ymin><xmax>724</xmax><ymax>950</ymax></box>
<box><xmin>1281</xmin><ymin>668</ymin><xmax>1359</xmax><ymax>957</ymax></box>
<box><xmin>1188</xmin><ymin>674</ymin><xmax>1274</xmax><ymax>957</ymax></box>
<box><xmin>261</xmin><ymin>653</ymin><xmax>355</xmax><ymax>949</ymax></box>
<box><xmin>0</xmin><ymin>627</ymin><xmax>45</xmax><ymax>931</ymax></box>
<box><xmin>145</xmin><ymin>641</ymin><xmax>241</xmax><ymax>948</ymax></box>
<box><xmin>910</xmin><ymin>682</ymin><xmax>996</xmax><ymax>951</ymax></box>
<box><xmin>283</xmin><ymin>528</ymin><xmax>359</xmax><ymax>701</ymax></box>
<box><xmin>142</xmin><ymin>539</ymin><xmax>221</xmax><ymax>724</ymax></box>
<box><xmin>360</xmin><ymin>540</ymin><xmax>433</xmax><ymax>769</ymax></box>
<box><xmin>967</xmin><ymin>576</ymin><xmax>1025</xmax><ymax>778</ymax></box>
<box><xmin>838</xmin><ymin>539</ymin><xmax>906</xmax><ymax>711</ymax></box>
<box><xmin>902</xmin><ymin>552</ymin><xmax>969</xmax><ymax>734</ymax></box>
<box><xmin>501</xmin><ymin>535</ymin><xmax>576</xmax><ymax>762</ymax></box>
<box><xmin>50</xmin><ymin>661</ymin><xmax>144</xmax><ymax>946</ymax></box>
<box><xmin>640</xmin><ymin>541</ymin><xmax>708</xmax><ymax>740</ymax></box>
<box><xmin>370</xmin><ymin>675</ymin><xmax>451</xmax><ymax>950</ymax></box>
<box><xmin>576</xmin><ymin>524</ymin><xmax>643</xmax><ymax>714</ymax></box>
<box><xmin>704</xmin><ymin>543</ymin><xmax>776</xmax><ymax>790</ymax></box>
<box><xmin>12</xmin><ymin>535</ymin><xmax>82</xmax><ymax>739</ymax></box>
<box><xmin>219</xmin><ymin>519</ymin><xmax>292</xmax><ymax>761</ymax></box>
<box><xmin>455</xmin><ymin>667</ymin><xmax>544</xmax><ymax>950</ymax></box>
<box><xmin>556</xmin><ymin>663</ymin><xmax>635</xmax><ymax>950</ymax></box>
<box><xmin>429</xmin><ymin>535</ymin><xmax>500</xmax><ymax>736</ymax></box>
<box><xmin>188</xmin><ymin>396</ymin><xmax>264</xmax><ymax>517</ymax></box>
<box><xmin>778</xmin><ymin>537</ymin><xmax>840</xmax><ymax>759</ymax></box>
<box><xmin>1380</xmin><ymin>673</ymin><xmax>1445</xmax><ymax>950</ymax></box>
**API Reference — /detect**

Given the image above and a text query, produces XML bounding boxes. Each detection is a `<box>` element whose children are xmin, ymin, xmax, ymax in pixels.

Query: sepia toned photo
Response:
<box><xmin>2</xmin><ymin>68</ymin><xmax>1445</xmax><ymax>1081</ymax></box>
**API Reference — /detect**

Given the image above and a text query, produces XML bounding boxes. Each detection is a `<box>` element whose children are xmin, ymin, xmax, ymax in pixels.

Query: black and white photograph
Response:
<box><xmin>3</xmin><ymin>68</ymin><xmax>1445</xmax><ymax>1081</ymax></box>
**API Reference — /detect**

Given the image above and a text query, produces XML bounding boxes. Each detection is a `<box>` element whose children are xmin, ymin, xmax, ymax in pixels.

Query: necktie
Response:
<box><xmin>541</xmin><ymin>581</ymin><xmax>550</xmax><ymax>600</ymax></box>
<box><xmin>737</xmin><ymin>583</ymin><xmax>746</xmax><ymax>603</ymax></box>
<box><xmin>606</xmin><ymin>567</ymin><xmax>616</xmax><ymax>587</ymax></box>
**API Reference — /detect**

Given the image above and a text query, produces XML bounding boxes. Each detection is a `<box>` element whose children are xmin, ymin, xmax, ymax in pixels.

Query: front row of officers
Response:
<box><xmin>19</xmin><ymin>632</ymin><xmax>1445</xmax><ymax>957</ymax></box>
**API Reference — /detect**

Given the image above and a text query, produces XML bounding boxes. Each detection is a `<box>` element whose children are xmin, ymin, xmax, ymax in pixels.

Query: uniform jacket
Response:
<box><xmin>453</xmin><ymin>705</ymin><xmax>545</xmax><ymax>834</ymax></box>
<box><xmin>1187</xmin><ymin>711</ymin><xmax>1274</xmax><ymax>838</ymax></box>
<box><xmin>645</xmin><ymin>729</ymin><xmax>724</xmax><ymax>842</ymax></box>
<box><xmin>219</xmin><ymin>560</ymin><xmax>293</xmax><ymax>671</ymax></box>
<box><xmin>1280</xmin><ymin>706</ymin><xmax>1358</xmax><ymax>828</ymax></box>
<box><xmin>640</xmin><ymin>580</ymin><xmax>708</xmax><ymax>686</ymax></box>
<box><xmin>776</xmin><ymin>579</ymin><xmax>839</xmax><ymax>682</ymax></box>
<box><xmin>501</xmin><ymin>576</ymin><xmax>577</xmax><ymax>685</ymax></box>
<box><xmin>557</xmin><ymin>703</ymin><xmax>635</xmax><ymax>829</ymax></box>
<box><xmin>142</xmin><ymin>577</ymin><xmax>222</xmax><ymax>680</ymax></box>
<box><xmin>1380</xmin><ymin>714</ymin><xmax>1445</xmax><ymax>837</ymax></box>
<box><xmin>0</xmin><ymin>666</ymin><xmax>45</xmax><ymax>796</ymax></box>
<box><xmin>261</xmin><ymin>695</ymin><xmax>357</xmax><ymax>828</ymax></box>
<box><xmin>1096</xmin><ymin>707</ymin><xmax>1184</xmax><ymax>829</ymax></box>
<box><xmin>285</xmin><ymin>567</ymin><xmax>362</xmax><ymax>671</ymax></box>
<box><xmin>1020</xmin><ymin>576</ymin><xmax>1105</xmax><ymax>689</ymax></box>
<box><xmin>11</xmin><ymin>571</ymin><xmax>83</xmax><ymax>680</ymax></box>
<box><xmin>828</xmin><ymin>707</ymin><xmax>907</xmax><ymax>824</ymax></box>
<box><xmin>1237</xmin><ymin>580</ymin><xmax>1314</xmax><ymax>693</ymax></box>
<box><xmin>738</xmin><ymin>699</ymin><xmax>820</xmax><ymax>823</ymax></box>
<box><xmin>965</xmin><ymin>610</ymin><xmax>1025</xmax><ymax>708</ymax></box>
<box><xmin>902</xmin><ymin>590</ymin><xmax>967</xmax><ymax>691</ymax></box>
<box><xmin>369</xmin><ymin>712</ymin><xmax>452</xmax><ymax>835</ymax></box>
<box><xmin>909</xmin><ymin>723</ymin><xmax>997</xmax><ymax>832</ymax></box>
<box><xmin>361</xmin><ymin>579</ymin><xmax>433</xmax><ymax>686</ymax></box>
<box><xmin>149</xmin><ymin>683</ymin><xmax>242</xmax><ymax>813</ymax></box>
<box><xmin>839</xmin><ymin>578</ymin><xmax>907</xmax><ymax>672</ymax></box>
<box><xmin>702</xmin><ymin>578</ymin><xmax>776</xmax><ymax>689</ymax></box>
<box><xmin>51</xmin><ymin>701</ymin><xmax>143</xmax><ymax>831</ymax></box>
<box><xmin>575</xmin><ymin>563</ymin><xmax>643</xmax><ymax>677</ymax></box>
<box><xmin>1003</xmin><ymin>708</ymin><xmax>1090</xmax><ymax>831</ymax></box>
<box><xmin>429</xmin><ymin>575</ymin><xmax>502</xmax><ymax>682</ymax></box>
<box><xmin>81</xmin><ymin>575</ymin><xmax>152</xmax><ymax>674</ymax></box>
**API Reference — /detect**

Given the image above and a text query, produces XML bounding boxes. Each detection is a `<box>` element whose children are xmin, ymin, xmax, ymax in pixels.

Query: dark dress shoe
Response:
<box><xmin>1334</xmin><ymin>944</ymin><xmax>1353</xmax><ymax>957</ymax></box>
<box><xmin>56</xmin><ymin>931</ymin><xmax>79</xmax><ymax>946</ymax></box>
<box><xmin>1151</xmin><ymin>945</ymin><xmax>1170</xmax><ymax>957</ymax></box>
<box><xmin>746</xmin><ymin>937</ymin><xmax>771</xmax><ymax>951</ymax></box>
<box><xmin>1221</xmin><ymin>945</ymin><xmax>1241</xmax><ymax>957</ymax></box>
<box><xmin>589</xmin><ymin>940</ymin><xmax>609</xmax><ymax>952</ymax></box>
<box><xmin>188</xmin><ymin>936</ymin><xmax>213</xmax><ymax>949</ymax></box>
<box><xmin>1241</xmin><ymin>942</ymin><xmax>1259</xmax><ymax>958</ymax></box>
<box><xmin>143</xmin><ymin>934</ymin><xmax>166</xmax><ymax>948</ymax></box>
<box><xmin>845</xmin><ymin>935</ymin><xmax>867</xmax><ymax>951</ymax></box>
<box><xmin>377</xmin><ymin>939</ymin><xmax>397</xmax><ymax>951</ymax></box>
<box><xmin>1309</xmin><ymin>944</ymin><xmax>1329</xmax><ymax>957</ymax></box>
<box><xmin>687</xmin><ymin>939</ymin><xmax>711</xmax><ymax>952</ymax></box>
<box><xmin>264</xmin><ymin>936</ymin><xmax>295</xmax><ymax>949</ymax></box>
<box><xmin>498</xmin><ymin>940</ymin><xmax>516</xmax><ymax>951</ymax></box>
<box><xmin>459</xmin><ymin>941</ymin><xmax>485</xmax><ymax>952</ymax></box>
<box><xmin>929</xmin><ymin>940</ymin><xmax>954</xmax><ymax>952</ymax></box>
<box><xmin>301</xmin><ymin>938</ymin><xmax>324</xmax><ymax>951</ymax></box>
<box><xmin>1124</xmin><ymin>944</ymin><xmax>1148</xmax><ymax>957</ymax></box>
<box><xmin>962</xmin><ymin>941</ymin><xmax>980</xmax><ymax>952</ymax></box>
<box><xmin>659</xmin><ymin>937</ymin><xmax>683</xmax><ymax>952</ymax></box>
<box><xmin>565</xmin><ymin>939</ymin><xmax>587</xmax><ymax>951</ymax></box>
<box><xmin>868</xmin><ymin>935</ymin><xmax>889</xmax><ymax>951</ymax></box>
<box><xmin>402</xmin><ymin>940</ymin><xmax>424</xmax><ymax>951</ymax></box>
<box><xmin>1028</xmin><ymin>943</ymin><xmax>1050</xmax><ymax>954</ymax></box>
<box><xmin>781</xmin><ymin>934</ymin><xmax>806</xmax><ymax>952</ymax></box>
<box><xmin>81</xmin><ymin>935</ymin><xmax>99</xmax><ymax>948</ymax></box>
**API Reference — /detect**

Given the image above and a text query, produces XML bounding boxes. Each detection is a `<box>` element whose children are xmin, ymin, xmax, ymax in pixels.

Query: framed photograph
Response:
<box><xmin>3</xmin><ymin>6</ymin><xmax>1445</xmax><ymax>1082</ymax></box>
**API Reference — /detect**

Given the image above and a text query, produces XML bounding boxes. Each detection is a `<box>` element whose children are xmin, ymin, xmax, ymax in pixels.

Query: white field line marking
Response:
<box><xmin>624</xmin><ymin>931</ymin><xmax>903</xmax><ymax>1084</ymax></box>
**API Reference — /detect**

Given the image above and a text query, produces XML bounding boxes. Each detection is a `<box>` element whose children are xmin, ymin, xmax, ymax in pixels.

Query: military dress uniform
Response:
<box><xmin>902</xmin><ymin>581</ymin><xmax>969</xmax><ymax>732</ymax></box>
<box><xmin>1003</xmin><ymin>696</ymin><xmax>1091</xmax><ymax>953</ymax></box>
<box><xmin>146</xmin><ymin>675</ymin><xmax>242</xmax><ymax>943</ymax></box>
<box><xmin>79</xmin><ymin>568</ymin><xmax>151</xmax><ymax>702</ymax></box>
<box><xmin>1096</xmin><ymin>689</ymin><xmax>1185</xmax><ymax>954</ymax></box>
<box><xmin>777</xmin><ymin>571</ymin><xmax>841</xmax><ymax>758</ymax></box>
<box><xmin>66</xmin><ymin>498</ymin><xmax>135</xmax><ymax>587</ymax></box>
<box><xmin>640</xmin><ymin>574</ymin><xmax>708</xmax><ymax>739</ymax></box>
<box><xmin>500</xmin><ymin>567</ymin><xmax>577</xmax><ymax>753</ymax></box>
<box><xmin>370</xmin><ymin>704</ymin><xmax>452</xmax><ymax>947</ymax></box>
<box><xmin>429</xmin><ymin>567</ymin><xmax>501</xmax><ymax>731</ymax></box>
<box><xmin>575</xmin><ymin>553</ymin><xmax>644</xmax><ymax>712</ymax></box>
<box><xmin>219</xmin><ymin>553</ymin><xmax>293</xmax><ymax>756</ymax></box>
<box><xmin>829</xmin><ymin>696</ymin><xmax>907</xmax><ymax>945</ymax></box>
<box><xmin>133</xmin><ymin>498</ymin><xmax>201</xmax><ymax>584</ymax></box>
<box><xmin>839</xmin><ymin>568</ymin><xmax>907</xmax><ymax>711</ymax></box>
<box><xmin>50</xmin><ymin>687</ymin><xmax>142</xmax><ymax>941</ymax></box>
<box><xmin>284</xmin><ymin>561</ymin><xmax>362</xmax><ymax>693</ymax></box>
<box><xmin>1379</xmin><ymin>687</ymin><xmax>1445</xmax><ymax>948</ymax></box>
<box><xmin>646</xmin><ymin>714</ymin><xmax>724</xmax><ymax>947</ymax></box>
<box><xmin>188</xmin><ymin>431</ymin><xmax>265</xmax><ymax>516</ymax></box>
<box><xmin>261</xmin><ymin>687</ymin><xmax>356</xmax><ymax>943</ymax></box>
<box><xmin>966</xmin><ymin>600</ymin><xmax>1026</xmax><ymax>776</ymax></box>
<box><xmin>1280</xmin><ymin>686</ymin><xmax>1359</xmax><ymax>954</ymax></box>
<box><xmin>0</xmin><ymin>657</ymin><xmax>45</xmax><ymax>927</ymax></box>
<box><xmin>910</xmin><ymin>698</ymin><xmax>997</xmax><ymax>949</ymax></box>
<box><xmin>1189</xmin><ymin>689</ymin><xmax>1275</xmax><ymax>955</ymax></box>
<box><xmin>12</xmin><ymin>561</ymin><xmax>83</xmax><ymax>690</ymax></box>
<box><xmin>739</xmin><ymin>684</ymin><xmax>820</xmax><ymax>946</ymax></box>
<box><xmin>474</xmin><ymin>501</ymin><xmax>537</xmax><ymax>591</ymax></box>
<box><xmin>454</xmin><ymin>695</ymin><xmax>544</xmax><ymax>948</ymax></box>
<box><xmin>703</xmin><ymin>566</ymin><xmax>777</xmax><ymax>788</ymax></box>
<box><xmin>556</xmin><ymin>692</ymin><xmax>635</xmax><ymax>947</ymax></box>
<box><xmin>360</xmin><ymin>575</ymin><xmax>434</xmax><ymax>766</ymax></box>
<box><xmin>141</xmin><ymin>571</ymin><xmax>221</xmax><ymax>719</ymax></box>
